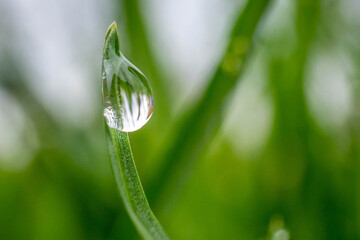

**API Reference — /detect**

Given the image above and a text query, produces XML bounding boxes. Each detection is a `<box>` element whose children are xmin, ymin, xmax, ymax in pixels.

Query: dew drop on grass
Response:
<box><xmin>102</xmin><ymin>22</ymin><xmax>154</xmax><ymax>132</ymax></box>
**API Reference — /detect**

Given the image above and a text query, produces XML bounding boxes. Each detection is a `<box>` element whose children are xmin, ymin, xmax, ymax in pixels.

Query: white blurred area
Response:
<box><xmin>0</xmin><ymin>89</ymin><xmax>38</xmax><ymax>171</ymax></box>
<box><xmin>1</xmin><ymin>0</ymin><xmax>113</xmax><ymax>127</ymax></box>
<box><xmin>0</xmin><ymin>0</ymin><xmax>358</xmax><ymax>168</ymax></box>
<box><xmin>307</xmin><ymin>50</ymin><xmax>353</xmax><ymax>131</ymax></box>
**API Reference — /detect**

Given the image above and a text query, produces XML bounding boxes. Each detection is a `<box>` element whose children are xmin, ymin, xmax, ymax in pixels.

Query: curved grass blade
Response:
<box><xmin>104</xmin><ymin>123</ymin><xmax>169</xmax><ymax>240</ymax></box>
<box><xmin>102</xmin><ymin>22</ymin><xmax>169</xmax><ymax>240</ymax></box>
<box><xmin>147</xmin><ymin>0</ymin><xmax>272</xmax><ymax>205</ymax></box>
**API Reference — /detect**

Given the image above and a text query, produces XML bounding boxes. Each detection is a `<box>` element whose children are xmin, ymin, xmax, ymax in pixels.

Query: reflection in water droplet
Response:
<box><xmin>102</xmin><ymin>22</ymin><xmax>154</xmax><ymax>132</ymax></box>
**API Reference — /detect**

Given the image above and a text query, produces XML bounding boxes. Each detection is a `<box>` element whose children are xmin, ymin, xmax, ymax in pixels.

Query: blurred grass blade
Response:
<box><xmin>104</xmin><ymin>123</ymin><xmax>169</xmax><ymax>240</ymax></box>
<box><xmin>147</xmin><ymin>0</ymin><xmax>272</xmax><ymax>204</ymax></box>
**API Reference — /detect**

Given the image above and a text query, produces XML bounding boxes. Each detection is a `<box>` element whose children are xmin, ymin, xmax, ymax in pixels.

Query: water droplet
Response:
<box><xmin>102</xmin><ymin>22</ymin><xmax>154</xmax><ymax>132</ymax></box>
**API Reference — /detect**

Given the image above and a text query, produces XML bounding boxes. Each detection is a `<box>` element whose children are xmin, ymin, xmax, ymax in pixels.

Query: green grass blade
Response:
<box><xmin>102</xmin><ymin>22</ymin><xmax>168</xmax><ymax>240</ymax></box>
<box><xmin>104</xmin><ymin>122</ymin><xmax>169</xmax><ymax>240</ymax></box>
<box><xmin>147</xmin><ymin>0</ymin><xmax>272</xmax><ymax>204</ymax></box>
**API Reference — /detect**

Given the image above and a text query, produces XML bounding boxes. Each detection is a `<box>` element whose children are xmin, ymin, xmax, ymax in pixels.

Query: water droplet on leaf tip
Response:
<box><xmin>102</xmin><ymin>21</ymin><xmax>154</xmax><ymax>132</ymax></box>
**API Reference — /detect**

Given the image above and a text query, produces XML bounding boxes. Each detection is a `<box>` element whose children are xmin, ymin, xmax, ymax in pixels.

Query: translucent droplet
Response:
<box><xmin>102</xmin><ymin>22</ymin><xmax>154</xmax><ymax>132</ymax></box>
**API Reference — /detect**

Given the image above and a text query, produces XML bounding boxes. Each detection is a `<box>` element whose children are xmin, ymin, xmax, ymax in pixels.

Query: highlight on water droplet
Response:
<box><xmin>102</xmin><ymin>21</ymin><xmax>154</xmax><ymax>132</ymax></box>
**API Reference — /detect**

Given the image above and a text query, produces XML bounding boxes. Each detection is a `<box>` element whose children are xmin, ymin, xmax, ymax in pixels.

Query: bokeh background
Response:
<box><xmin>0</xmin><ymin>0</ymin><xmax>359</xmax><ymax>239</ymax></box>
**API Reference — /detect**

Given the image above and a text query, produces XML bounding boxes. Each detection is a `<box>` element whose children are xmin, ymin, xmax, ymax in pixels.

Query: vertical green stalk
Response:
<box><xmin>104</xmin><ymin>124</ymin><xmax>169</xmax><ymax>240</ymax></box>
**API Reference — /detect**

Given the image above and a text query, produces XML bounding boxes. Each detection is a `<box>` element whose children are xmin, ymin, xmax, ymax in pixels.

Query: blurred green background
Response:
<box><xmin>0</xmin><ymin>0</ymin><xmax>359</xmax><ymax>239</ymax></box>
